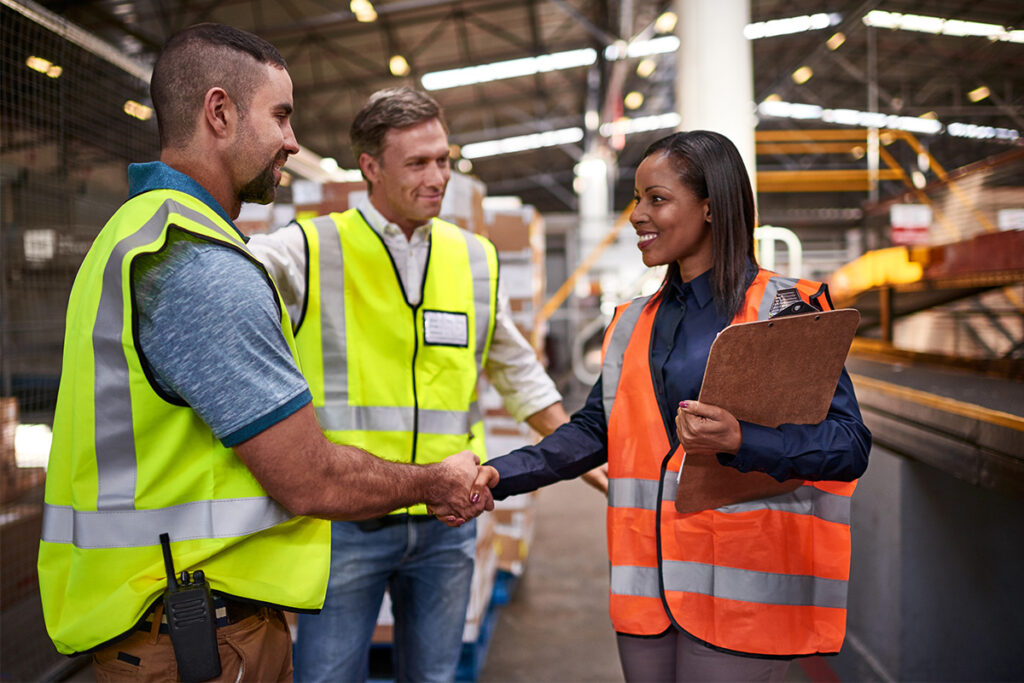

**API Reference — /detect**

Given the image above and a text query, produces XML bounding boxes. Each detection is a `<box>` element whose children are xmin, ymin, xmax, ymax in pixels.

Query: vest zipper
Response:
<box><xmin>409</xmin><ymin>304</ymin><xmax>420</xmax><ymax>463</ymax></box>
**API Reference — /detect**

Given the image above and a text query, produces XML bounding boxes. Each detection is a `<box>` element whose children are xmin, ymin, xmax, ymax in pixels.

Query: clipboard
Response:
<box><xmin>674</xmin><ymin>308</ymin><xmax>860</xmax><ymax>514</ymax></box>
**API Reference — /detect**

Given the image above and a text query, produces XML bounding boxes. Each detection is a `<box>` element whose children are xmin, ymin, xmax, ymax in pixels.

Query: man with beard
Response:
<box><xmin>38</xmin><ymin>24</ymin><xmax>492</xmax><ymax>682</ymax></box>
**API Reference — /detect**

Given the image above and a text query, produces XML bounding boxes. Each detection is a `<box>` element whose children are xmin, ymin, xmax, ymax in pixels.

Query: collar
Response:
<box><xmin>356</xmin><ymin>196</ymin><xmax>432</xmax><ymax>240</ymax></box>
<box><xmin>127</xmin><ymin>161</ymin><xmax>246</xmax><ymax>242</ymax></box>
<box><xmin>670</xmin><ymin>267</ymin><xmax>714</xmax><ymax>309</ymax></box>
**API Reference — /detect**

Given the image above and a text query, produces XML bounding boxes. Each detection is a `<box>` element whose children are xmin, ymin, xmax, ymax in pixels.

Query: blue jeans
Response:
<box><xmin>294</xmin><ymin>517</ymin><xmax>477</xmax><ymax>683</ymax></box>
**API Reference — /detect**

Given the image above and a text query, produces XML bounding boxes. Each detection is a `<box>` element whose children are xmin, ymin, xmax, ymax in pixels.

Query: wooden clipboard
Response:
<box><xmin>674</xmin><ymin>308</ymin><xmax>860</xmax><ymax>514</ymax></box>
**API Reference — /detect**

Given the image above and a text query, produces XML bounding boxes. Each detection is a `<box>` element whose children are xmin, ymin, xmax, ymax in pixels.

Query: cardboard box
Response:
<box><xmin>487</xmin><ymin>212</ymin><xmax>532</xmax><ymax>252</ymax></box>
<box><xmin>492</xmin><ymin>493</ymin><xmax>538</xmax><ymax>577</ymax></box>
<box><xmin>1</xmin><ymin>397</ymin><xmax>18</xmax><ymax>468</ymax></box>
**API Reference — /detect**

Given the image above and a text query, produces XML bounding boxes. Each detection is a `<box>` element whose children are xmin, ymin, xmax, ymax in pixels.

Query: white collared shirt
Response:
<box><xmin>248</xmin><ymin>197</ymin><xmax>561</xmax><ymax>422</ymax></box>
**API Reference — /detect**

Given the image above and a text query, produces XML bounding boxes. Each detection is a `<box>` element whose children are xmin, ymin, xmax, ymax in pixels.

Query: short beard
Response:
<box><xmin>238</xmin><ymin>161</ymin><xmax>277</xmax><ymax>205</ymax></box>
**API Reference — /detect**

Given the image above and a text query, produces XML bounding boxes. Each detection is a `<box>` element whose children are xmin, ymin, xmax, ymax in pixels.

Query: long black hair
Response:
<box><xmin>642</xmin><ymin>130</ymin><xmax>756</xmax><ymax>320</ymax></box>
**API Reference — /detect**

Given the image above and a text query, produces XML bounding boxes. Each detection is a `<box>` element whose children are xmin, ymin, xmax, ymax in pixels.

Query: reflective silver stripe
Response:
<box><xmin>610</xmin><ymin>477</ymin><xmax>850</xmax><ymax>526</ymax></box>
<box><xmin>312</xmin><ymin>216</ymin><xmax>349</xmax><ymax>405</ymax></box>
<box><xmin>41</xmin><ymin>497</ymin><xmax>291</xmax><ymax>549</ymax></box>
<box><xmin>608</xmin><ymin>477</ymin><xmax>660</xmax><ymax>510</ymax></box>
<box><xmin>94</xmin><ymin>199</ymin><xmax>239</xmax><ymax>510</ymax></box>
<box><xmin>316</xmin><ymin>404</ymin><xmax>474</xmax><ymax>435</ymax></box>
<box><xmin>662</xmin><ymin>560</ymin><xmax>848</xmax><ymax>608</ymax></box>
<box><xmin>758</xmin><ymin>276</ymin><xmax>799</xmax><ymax>321</ymax></box>
<box><xmin>601</xmin><ymin>296</ymin><xmax>651</xmax><ymax>421</ymax></box>
<box><xmin>610</xmin><ymin>564</ymin><xmax>661</xmax><ymax>598</ymax></box>
<box><xmin>460</xmin><ymin>228</ymin><xmax>492</xmax><ymax>371</ymax></box>
<box><xmin>715</xmin><ymin>485</ymin><xmax>851</xmax><ymax>525</ymax></box>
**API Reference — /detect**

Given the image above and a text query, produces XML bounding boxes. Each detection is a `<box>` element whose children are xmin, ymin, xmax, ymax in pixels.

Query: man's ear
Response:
<box><xmin>203</xmin><ymin>87</ymin><xmax>234</xmax><ymax>139</ymax></box>
<box><xmin>359</xmin><ymin>152</ymin><xmax>381</xmax><ymax>186</ymax></box>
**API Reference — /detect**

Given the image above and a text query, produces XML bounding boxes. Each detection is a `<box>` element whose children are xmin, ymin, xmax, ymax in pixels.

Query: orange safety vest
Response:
<box><xmin>601</xmin><ymin>269</ymin><xmax>857</xmax><ymax>657</ymax></box>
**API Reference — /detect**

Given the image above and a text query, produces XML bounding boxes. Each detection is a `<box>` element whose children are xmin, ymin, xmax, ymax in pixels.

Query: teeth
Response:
<box><xmin>638</xmin><ymin>233</ymin><xmax>656</xmax><ymax>245</ymax></box>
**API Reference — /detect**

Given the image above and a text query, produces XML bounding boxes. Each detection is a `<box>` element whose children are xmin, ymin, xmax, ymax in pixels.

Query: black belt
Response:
<box><xmin>137</xmin><ymin>595</ymin><xmax>260</xmax><ymax>634</ymax></box>
<box><xmin>355</xmin><ymin>514</ymin><xmax>435</xmax><ymax>532</ymax></box>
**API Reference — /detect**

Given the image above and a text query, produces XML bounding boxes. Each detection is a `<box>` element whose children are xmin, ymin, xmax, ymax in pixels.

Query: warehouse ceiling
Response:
<box><xmin>19</xmin><ymin>0</ymin><xmax>1024</xmax><ymax>217</ymax></box>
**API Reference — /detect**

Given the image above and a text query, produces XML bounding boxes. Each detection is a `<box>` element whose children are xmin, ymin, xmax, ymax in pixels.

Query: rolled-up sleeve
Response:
<box><xmin>247</xmin><ymin>223</ymin><xmax>308</xmax><ymax>326</ymax></box>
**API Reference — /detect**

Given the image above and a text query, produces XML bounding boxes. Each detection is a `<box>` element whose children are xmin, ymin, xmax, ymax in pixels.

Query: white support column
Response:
<box><xmin>674</xmin><ymin>0</ymin><xmax>756</xmax><ymax>187</ymax></box>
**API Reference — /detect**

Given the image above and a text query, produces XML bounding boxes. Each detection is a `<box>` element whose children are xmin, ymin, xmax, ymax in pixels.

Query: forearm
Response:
<box><xmin>235</xmin><ymin>403</ymin><xmax>469</xmax><ymax>519</ymax></box>
<box><xmin>524</xmin><ymin>402</ymin><xmax>570</xmax><ymax>437</ymax></box>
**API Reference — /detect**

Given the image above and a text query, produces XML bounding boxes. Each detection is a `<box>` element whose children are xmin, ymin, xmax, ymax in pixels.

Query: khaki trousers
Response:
<box><xmin>93</xmin><ymin>607</ymin><xmax>293</xmax><ymax>682</ymax></box>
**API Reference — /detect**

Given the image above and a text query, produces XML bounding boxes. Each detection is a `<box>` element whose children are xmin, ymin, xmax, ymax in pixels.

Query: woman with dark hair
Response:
<box><xmin>469</xmin><ymin>130</ymin><xmax>870</xmax><ymax>681</ymax></box>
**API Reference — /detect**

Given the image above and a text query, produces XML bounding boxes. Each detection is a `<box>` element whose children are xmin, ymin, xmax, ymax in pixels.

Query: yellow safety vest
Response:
<box><xmin>294</xmin><ymin>210</ymin><xmax>498</xmax><ymax>515</ymax></box>
<box><xmin>38</xmin><ymin>190</ymin><xmax>330</xmax><ymax>655</ymax></box>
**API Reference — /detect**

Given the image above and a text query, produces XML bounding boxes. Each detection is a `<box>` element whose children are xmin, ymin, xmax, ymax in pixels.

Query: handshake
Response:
<box><xmin>426</xmin><ymin>451</ymin><xmax>500</xmax><ymax>527</ymax></box>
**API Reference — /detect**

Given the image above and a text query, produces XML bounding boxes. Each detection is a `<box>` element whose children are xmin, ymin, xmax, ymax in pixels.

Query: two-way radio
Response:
<box><xmin>159</xmin><ymin>532</ymin><xmax>221</xmax><ymax>682</ymax></box>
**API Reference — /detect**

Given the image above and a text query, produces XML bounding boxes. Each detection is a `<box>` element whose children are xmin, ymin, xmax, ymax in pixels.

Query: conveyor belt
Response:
<box><xmin>847</xmin><ymin>355</ymin><xmax>1024</xmax><ymax>496</ymax></box>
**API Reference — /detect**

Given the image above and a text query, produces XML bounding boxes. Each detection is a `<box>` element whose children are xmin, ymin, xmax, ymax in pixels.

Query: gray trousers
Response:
<box><xmin>616</xmin><ymin>630</ymin><xmax>791</xmax><ymax>683</ymax></box>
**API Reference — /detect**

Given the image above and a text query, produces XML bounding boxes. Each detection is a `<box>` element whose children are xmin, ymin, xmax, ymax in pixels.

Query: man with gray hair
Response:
<box><xmin>248</xmin><ymin>87</ymin><xmax>570</xmax><ymax>682</ymax></box>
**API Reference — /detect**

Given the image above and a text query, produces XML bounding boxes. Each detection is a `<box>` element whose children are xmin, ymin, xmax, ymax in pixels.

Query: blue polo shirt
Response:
<box><xmin>129</xmin><ymin>161</ymin><xmax>311</xmax><ymax>447</ymax></box>
<box><xmin>490</xmin><ymin>267</ymin><xmax>871</xmax><ymax>497</ymax></box>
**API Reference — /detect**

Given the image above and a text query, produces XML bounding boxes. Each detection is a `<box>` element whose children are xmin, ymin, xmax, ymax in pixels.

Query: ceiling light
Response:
<box><xmin>27</xmin><ymin>55</ymin><xmax>61</xmax><ymax>78</ymax></box>
<box><xmin>623</xmin><ymin>91</ymin><xmax>644</xmax><ymax>110</ymax></box>
<box><xmin>123</xmin><ymin>100</ymin><xmax>152</xmax><ymax>120</ymax></box>
<box><xmin>456</xmin><ymin>158</ymin><xmax>473</xmax><ymax>174</ymax></box>
<box><xmin>850</xmin><ymin>146</ymin><xmax>866</xmax><ymax>160</ymax></box>
<box><xmin>448</xmin><ymin>143</ymin><xmax>461</xmax><ymax>158</ymax></box>
<box><xmin>863</xmin><ymin>10</ymin><xmax>1024</xmax><ymax>43</ymax></box>
<box><xmin>319</xmin><ymin>157</ymin><xmax>339</xmax><ymax>173</ymax></box>
<box><xmin>911</xmin><ymin>171</ymin><xmax>927</xmax><ymax>189</ymax></box>
<box><xmin>920</xmin><ymin>111</ymin><xmax>938</xmax><ymax>120</ymax></box>
<box><xmin>636</xmin><ymin>58</ymin><xmax>656</xmax><ymax>78</ymax></box>
<box><xmin>763</xmin><ymin>93</ymin><xmax>782</xmax><ymax>103</ymax></box>
<box><xmin>967</xmin><ymin>85</ymin><xmax>990</xmax><ymax>102</ymax></box>
<box><xmin>758</xmin><ymin>99</ymin><xmax>945</xmax><ymax>135</ymax></box>
<box><xmin>350</xmin><ymin>0</ymin><xmax>377</xmax><ymax>22</ymax></box>
<box><xmin>744</xmin><ymin>13</ymin><xmax>840</xmax><ymax>40</ymax></box>
<box><xmin>791</xmin><ymin>66</ymin><xmax>813</xmax><ymax>84</ymax></box>
<box><xmin>604</xmin><ymin>35</ymin><xmax>679</xmax><ymax>60</ymax></box>
<box><xmin>584</xmin><ymin>110</ymin><xmax>600</xmax><ymax>130</ymax></box>
<box><xmin>598</xmin><ymin>112</ymin><xmax>681</xmax><ymax>138</ymax></box>
<box><xmin>422</xmin><ymin>47</ymin><xmax>596</xmax><ymax>90</ymax></box>
<box><xmin>826</xmin><ymin>32</ymin><xmax>846</xmax><ymax>50</ymax></box>
<box><xmin>461</xmin><ymin>127</ymin><xmax>584</xmax><ymax>160</ymax></box>
<box><xmin>389</xmin><ymin>55</ymin><xmax>410</xmax><ymax>77</ymax></box>
<box><xmin>947</xmin><ymin>122</ymin><xmax>1020</xmax><ymax>141</ymax></box>
<box><xmin>654</xmin><ymin>11</ymin><xmax>678</xmax><ymax>34</ymax></box>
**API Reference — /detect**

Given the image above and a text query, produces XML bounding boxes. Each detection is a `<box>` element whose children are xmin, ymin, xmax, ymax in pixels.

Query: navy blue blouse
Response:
<box><xmin>489</xmin><ymin>267</ymin><xmax>871</xmax><ymax>499</ymax></box>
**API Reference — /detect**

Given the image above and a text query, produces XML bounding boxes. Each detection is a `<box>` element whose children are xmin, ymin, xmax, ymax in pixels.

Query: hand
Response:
<box><xmin>428</xmin><ymin>451</ymin><xmax>494</xmax><ymax>526</ymax></box>
<box><xmin>465</xmin><ymin>465</ymin><xmax>500</xmax><ymax>515</ymax></box>
<box><xmin>675</xmin><ymin>401</ymin><xmax>742</xmax><ymax>457</ymax></box>
<box><xmin>580</xmin><ymin>464</ymin><xmax>609</xmax><ymax>495</ymax></box>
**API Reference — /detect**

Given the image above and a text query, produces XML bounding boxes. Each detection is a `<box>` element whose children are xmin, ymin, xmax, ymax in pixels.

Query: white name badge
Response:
<box><xmin>423</xmin><ymin>310</ymin><xmax>469</xmax><ymax>347</ymax></box>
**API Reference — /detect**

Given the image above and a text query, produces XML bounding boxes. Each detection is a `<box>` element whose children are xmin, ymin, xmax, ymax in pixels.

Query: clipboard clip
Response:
<box><xmin>767</xmin><ymin>287</ymin><xmax>825</xmax><ymax>318</ymax></box>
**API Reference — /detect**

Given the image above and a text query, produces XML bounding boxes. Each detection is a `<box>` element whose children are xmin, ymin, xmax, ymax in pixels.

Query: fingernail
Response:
<box><xmin>471</xmin><ymin>492</ymin><xmax>479</xmax><ymax>503</ymax></box>
<box><xmin>447</xmin><ymin>516</ymin><xmax>456</xmax><ymax>523</ymax></box>
<box><xmin>680</xmin><ymin>401</ymin><xmax>689</xmax><ymax>408</ymax></box>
